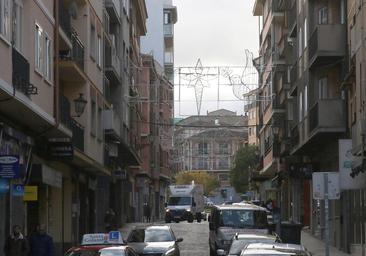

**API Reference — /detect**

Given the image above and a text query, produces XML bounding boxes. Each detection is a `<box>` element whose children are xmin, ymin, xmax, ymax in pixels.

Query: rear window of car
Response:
<box><xmin>99</xmin><ymin>249</ymin><xmax>125</xmax><ymax>256</ymax></box>
<box><xmin>127</xmin><ymin>229</ymin><xmax>173</xmax><ymax>243</ymax></box>
<box><xmin>219</xmin><ymin>209</ymin><xmax>268</xmax><ymax>228</ymax></box>
<box><xmin>229</xmin><ymin>239</ymin><xmax>276</xmax><ymax>255</ymax></box>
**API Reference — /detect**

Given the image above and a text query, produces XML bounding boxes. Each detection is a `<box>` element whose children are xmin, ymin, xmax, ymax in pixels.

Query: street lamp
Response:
<box><xmin>73</xmin><ymin>93</ymin><xmax>87</xmax><ymax>117</ymax></box>
<box><xmin>272</xmin><ymin>126</ymin><xmax>280</xmax><ymax>136</ymax></box>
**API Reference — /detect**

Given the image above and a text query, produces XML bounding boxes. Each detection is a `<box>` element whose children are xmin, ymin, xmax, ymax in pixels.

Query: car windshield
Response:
<box><xmin>229</xmin><ymin>239</ymin><xmax>276</xmax><ymax>255</ymax></box>
<box><xmin>65</xmin><ymin>251</ymin><xmax>99</xmax><ymax>256</ymax></box>
<box><xmin>168</xmin><ymin>196</ymin><xmax>192</xmax><ymax>206</ymax></box>
<box><xmin>128</xmin><ymin>229</ymin><xmax>174</xmax><ymax>243</ymax></box>
<box><xmin>219</xmin><ymin>209</ymin><xmax>268</xmax><ymax>228</ymax></box>
<box><xmin>99</xmin><ymin>250</ymin><xmax>125</xmax><ymax>256</ymax></box>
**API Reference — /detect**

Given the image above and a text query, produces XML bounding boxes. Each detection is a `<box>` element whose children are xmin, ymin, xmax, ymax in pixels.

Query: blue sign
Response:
<box><xmin>12</xmin><ymin>184</ymin><xmax>24</xmax><ymax>196</ymax></box>
<box><xmin>0</xmin><ymin>155</ymin><xmax>20</xmax><ymax>179</ymax></box>
<box><xmin>109</xmin><ymin>231</ymin><xmax>120</xmax><ymax>240</ymax></box>
<box><xmin>0</xmin><ymin>179</ymin><xmax>9</xmax><ymax>194</ymax></box>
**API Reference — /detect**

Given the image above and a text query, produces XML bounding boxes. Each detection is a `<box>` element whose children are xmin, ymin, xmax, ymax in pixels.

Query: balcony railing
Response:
<box><xmin>59</xmin><ymin>0</ymin><xmax>71</xmax><ymax>40</ymax></box>
<box><xmin>105</xmin><ymin>49</ymin><xmax>121</xmax><ymax>84</ymax></box>
<box><xmin>308</xmin><ymin>25</ymin><xmax>346</xmax><ymax>68</ymax></box>
<box><xmin>164</xmin><ymin>24</ymin><xmax>173</xmax><ymax>37</ymax></box>
<box><xmin>288</xmin><ymin>0</ymin><xmax>297</xmax><ymax>35</ymax></box>
<box><xmin>59</xmin><ymin>33</ymin><xmax>85</xmax><ymax>71</ymax></box>
<box><xmin>60</xmin><ymin>95</ymin><xmax>72</xmax><ymax>130</ymax></box>
<box><xmin>290</xmin><ymin>124</ymin><xmax>299</xmax><ymax>149</ymax></box>
<box><xmin>12</xmin><ymin>48</ymin><xmax>37</xmax><ymax>95</ymax></box>
<box><xmin>308</xmin><ymin>99</ymin><xmax>346</xmax><ymax>135</ymax></box>
<box><xmin>71</xmin><ymin>119</ymin><xmax>84</xmax><ymax>151</ymax></box>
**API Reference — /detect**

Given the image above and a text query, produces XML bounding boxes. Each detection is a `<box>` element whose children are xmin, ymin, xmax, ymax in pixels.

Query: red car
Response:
<box><xmin>65</xmin><ymin>232</ymin><xmax>130</xmax><ymax>256</ymax></box>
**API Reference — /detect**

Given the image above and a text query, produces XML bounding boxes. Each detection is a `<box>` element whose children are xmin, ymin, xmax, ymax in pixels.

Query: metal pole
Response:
<box><xmin>324</xmin><ymin>173</ymin><xmax>330</xmax><ymax>256</ymax></box>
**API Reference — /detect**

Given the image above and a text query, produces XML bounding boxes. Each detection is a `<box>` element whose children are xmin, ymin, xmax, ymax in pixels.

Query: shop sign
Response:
<box><xmin>23</xmin><ymin>186</ymin><xmax>38</xmax><ymax>201</ymax></box>
<box><xmin>42</xmin><ymin>165</ymin><xmax>62</xmax><ymax>188</ymax></box>
<box><xmin>0</xmin><ymin>155</ymin><xmax>20</xmax><ymax>179</ymax></box>
<box><xmin>0</xmin><ymin>179</ymin><xmax>9</xmax><ymax>194</ymax></box>
<box><xmin>48</xmin><ymin>138</ymin><xmax>73</xmax><ymax>159</ymax></box>
<box><xmin>12</xmin><ymin>184</ymin><xmax>24</xmax><ymax>196</ymax></box>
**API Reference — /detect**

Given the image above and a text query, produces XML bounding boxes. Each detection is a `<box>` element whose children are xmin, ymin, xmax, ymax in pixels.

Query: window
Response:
<box><xmin>198</xmin><ymin>158</ymin><xmax>208</xmax><ymax>169</ymax></box>
<box><xmin>318</xmin><ymin>77</ymin><xmax>328</xmax><ymax>99</ymax></box>
<box><xmin>97</xmin><ymin>107</ymin><xmax>102</xmax><ymax>140</ymax></box>
<box><xmin>304</xmin><ymin>85</ymin><xmax>308</xmax><ymax>115</ymax></box>
<box><xmin>44</xmin><ymin>35</ymin><xmax>52</xmax><ymax>81</ymax></box>
<box><xmin>318</xmin><ymin>7</ymin><xmax>328</xmax><ymax>24</ymax></box>
<box><xmin>164</xmin><ymin>12</ymin><xmax>171</xmax><ymax>24</ymax></box>
<box><xmin>123</xmin><ymin>0</ymin><xmax>130</xmax><ymax>17</ymax></box>
<box><xmin>12</xmin><ymin>0</ymin><xmax>22</xmax><ymax>50</ymax></box>
<box><xmin>304</xmin><ymin>18</ymin><xmax>307</xmax><ymax>49</ymax></box>
<box><xmin>198</xmin><ymin>142</ymin><xmax>208</xmax><ymax>155</ymax></box>
<box><xmin>97</xmin><ymin>35</ymin><xmax>102</xmax><ymax>67</ymax></box>
<box><xmin>298</xmin><ymin>27</ymin><xmax>302</xmax><ymax>57</ymax></box>
<box><xmin>299</xmin><ymin>91</ymin><xmax>303</xmax><ymax>121</ymax></box>
<box><xmin>35</xmin><ymin>23</ymin><xmax>42</xmax><ymax>71</ymax></box>
<box><xmin>91</xmin><ymin>101</ymin><xmax>96</xmax><ymax>136</ymax></box>
<box><xmin>218</xmin><ymin>158</ymin><xmax>229</xmax><ymax>169</ymax></box>
<box><xmin>0</xmin><ymin>0</ymin><xmax>10</xmax><ymax>40</ymax></box>
<box><xmin>219</xmin><ymin>143</ymin><xmax>229</xmax><ymax>154</ymax></box>
<box><xmin>90</xmin><ymin>24</ymin><xmax>96</xmax><ymax>59</ymax></box>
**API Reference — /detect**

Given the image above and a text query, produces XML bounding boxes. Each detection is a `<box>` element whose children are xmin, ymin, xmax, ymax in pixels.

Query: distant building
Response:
<box><xmin>173</xmin><ymin>110</ymin><xmax>248</xmax><ymax>187</ymax></box>
<box><xmin>244</xmin><ymin>89</ymin><xmax>260</xmax><ymax>146</ymax></box>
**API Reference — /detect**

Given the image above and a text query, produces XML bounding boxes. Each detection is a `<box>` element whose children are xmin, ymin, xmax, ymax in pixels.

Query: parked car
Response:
<box><xmin>241</xmin><ymin>243</ymin><xmax>311</xmax><ymax>256</ymax></box>
<box><xmin>127</xmin><ymin>225</ymin><xmax>183</xmax><ymax>256</ymax></box>
<box><xmin>217</xmin><ymin>233</ymin><xmax>281</xmax><ymax>256</ymax></box>
<box><xmin>208</xmin><ymin>203</ymin><xmax>269</xmax><ymax>256</ymax></box>
<box><xmin>99</xmin><ymin>246</ymin><xmax>139</xmax><ymax>256</ymax></box>
<box><xmin>65</xmin><ymin>231</ymin><xmax>125</xmax><ymax>256</ymax></box>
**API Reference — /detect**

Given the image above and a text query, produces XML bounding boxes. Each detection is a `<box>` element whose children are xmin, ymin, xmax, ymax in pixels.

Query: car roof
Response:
<box><xmin>99</xmin><ymin>246</ymin><xmax>128</xmax><ymax>251</ymax></box>
<box><xmin>245</xmin><ymin>243</ymin><xmax>306</xmax><ymax>251</ymax></box>
<box><xmin>214</xmin><ymin>203</ymin><xmax>267</xmax><ymax>211</ymax></box>
<box><xmin>67</xmin><ymin>245</ymin><xmax>112</xmax><ymax>252</ymax></box>
<box><xmin>132</xmin><ymin>225</ymin><xmax>171</xmax><ymax>231</ymax></box>
<box><xmin>236</xmin><ymin>234</ymin><xmax>276</xmax><ymax>240</ymax></box>
<box><xmin>242</xmin><ymin>249</ymin><xmax>297</xmax><ymax>255</ymax></box>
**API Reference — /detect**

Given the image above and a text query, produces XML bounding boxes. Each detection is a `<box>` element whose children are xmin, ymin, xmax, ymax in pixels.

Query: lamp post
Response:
<box><xmin>73</xmin><ymin>93</ymin><xmax>87</xmax><ymax>117</ymax></box>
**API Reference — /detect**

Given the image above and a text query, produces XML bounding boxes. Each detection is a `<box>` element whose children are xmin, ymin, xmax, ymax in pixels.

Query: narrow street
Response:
<box><xmin>121</xmin><ymin>221</ymin><xmax>209</xmax><ymax>256</ymax></box>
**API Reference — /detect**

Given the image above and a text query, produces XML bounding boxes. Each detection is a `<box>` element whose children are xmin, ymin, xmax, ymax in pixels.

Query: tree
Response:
<box><xmin>175</xmin><ymin>172</ymin><xmax>220</xmax><ymax>195</ymax></box>
<box><xmin>230</xmin><ymin>145</ymin><xmax>258</xmax><ymax>194</ymax></box>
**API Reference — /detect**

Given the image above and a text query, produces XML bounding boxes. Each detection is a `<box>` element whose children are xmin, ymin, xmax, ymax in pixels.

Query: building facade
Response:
<box><xmin>253</xmin><ymin>0</ymin><xmax>365</xmax><ymax>254</ymax></box>
<box><xmin>174</xmin><ymin>110</ymin><xmax>248</xmax><ymax>188</ymax></box>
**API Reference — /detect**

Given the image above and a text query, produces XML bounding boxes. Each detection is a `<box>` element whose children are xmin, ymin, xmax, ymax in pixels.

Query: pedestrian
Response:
<box><xmin>28</xmin><ymin>224</ymin><xmax>54</xmax><ymax>256</ymax></box>
<box><xmin>3</xmin><ymin>225</ymin><xmax>28</xmax><ymax>256</ymax></box>
<box><xmin>143</xmin><ymin>202</ymin><xmax>151</xmax><ymax>223</ymax></box>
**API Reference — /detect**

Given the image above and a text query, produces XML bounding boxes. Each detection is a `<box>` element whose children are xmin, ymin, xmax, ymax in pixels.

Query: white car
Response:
<box><xmin>99</xmin><ymin>246</ymin><xmax>139</xmax><ymax>256</ymax></box>
<box><xmin>241</xmin><ymin>243</ymin><xmax>311</xmax><ymax>256</ymax></box>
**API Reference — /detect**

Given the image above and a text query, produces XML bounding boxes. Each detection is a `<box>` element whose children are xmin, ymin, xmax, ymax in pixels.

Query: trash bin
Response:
<box><xmin>280</xmin><ymin>221</ymin><xmax>302</xmax><ymax>244</ymax></box>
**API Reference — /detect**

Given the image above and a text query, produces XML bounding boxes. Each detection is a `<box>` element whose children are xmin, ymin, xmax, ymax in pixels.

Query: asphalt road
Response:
<box><xmin>121</xmin><ymin>220</ymin><xmax>210</xmax><ymax>256</ymax></box>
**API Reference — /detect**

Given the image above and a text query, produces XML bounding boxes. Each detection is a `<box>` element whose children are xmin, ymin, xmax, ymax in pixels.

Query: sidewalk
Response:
<box><xmin>301</xmin><ymin>229</ymin><xmax>350</xmax><ymax>256</ymax></box>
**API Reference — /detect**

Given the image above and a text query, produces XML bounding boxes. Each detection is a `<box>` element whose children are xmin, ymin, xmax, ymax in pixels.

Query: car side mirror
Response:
<box><xmin>164</xmin><ymin>202</ymin><xmax>168</xmax><ymax>207</ymax></box>
<box><xmin>217</xmin><ymin>249</ymin><xmax>226</xmax><ymax>256</ymax></box>
<box><xmin>176</xmin><ymin>238</ymin><xmax>183</xmax><ymax>243</ymax></box>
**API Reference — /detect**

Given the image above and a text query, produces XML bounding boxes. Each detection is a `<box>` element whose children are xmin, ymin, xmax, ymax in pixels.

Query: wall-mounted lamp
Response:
<box><xmin>73</xmin><ymin>93</ymin><xmax>87</xmax><ymax>117</ymax></box>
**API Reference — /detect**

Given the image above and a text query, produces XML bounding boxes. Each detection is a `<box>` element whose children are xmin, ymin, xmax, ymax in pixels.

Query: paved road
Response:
<box><xmin>121</xmin><ymin>221</ymin><xmax>210</xmax><ymax>256</ymax></box>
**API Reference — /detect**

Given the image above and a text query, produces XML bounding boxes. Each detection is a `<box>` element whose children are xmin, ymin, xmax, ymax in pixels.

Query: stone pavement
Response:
<box><xmin>301</xmin><ymin>229</ymin><xmax>351</xmax><ymax>256</ymax></box>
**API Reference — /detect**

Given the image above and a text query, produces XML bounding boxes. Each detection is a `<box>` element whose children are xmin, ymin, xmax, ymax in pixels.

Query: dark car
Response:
<box><xmin>127</xmin><ymin>225</ymin><xmax>183</xmax><ymax>256</ymax></box>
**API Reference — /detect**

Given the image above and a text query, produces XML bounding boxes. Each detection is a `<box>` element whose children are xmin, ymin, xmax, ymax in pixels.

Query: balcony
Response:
<box><xmin>105</xmin><ymin>49</ymin><xmax>121</xmax><ymax>85</ymax></box>
<box><xmin>164</xmin><ymin>24</ymin><xmax>173</xmax><ymax>37</ymax></box>
<box><xmin>290</xmin><ymin>124</ymin><xmax>299</xmax><ymax>149</ymax></box>
<box><xmin>59</xmin><ymin>33</ymin><xmax>86</xmax><ymax>82</ymax></box>
<box><xmin>104</xmin><ymin>76</ymin><xmax>112</xmax><ymax>103</ymax></box>
<box><xmin>12</xmin><ymin>48</ymin><xmax>38</xmax><ymax>96</ymax></box>
<box><xmin>289</xmin><ymin>61</ymin><xmax>298</xmax><ymax>96</ymax></box>
<box><xmin>288</xmin><ymin>0</ymin><xmax>297</xmax><ymax>38</ymax></box>
<box><xmin>59</xmin><ymin>95</ymin><xmax>72</xmax><ymax>130</ymax></box>
<box><xmin>103</xmin><ymin>109</ymin><xmax>121</xmax><ymax>141</ymax></box>
<box><xmin>308</xmin><ymin>24</ymin><xmax>346</xmax><ymax>68</ymax></box>
<box><xmin>105</xmin><ymin>0</ymin><xmax>121</xmax><ymax>24</ymax></box>
<box><xmin>351</xmin><ymin>119</ymin><xmax>366</xmax><ymax>156</ymax></box>
<box><xmin>308</xmin><ymin>99</ymin><xmax>346</xmax><ymax>138</ymax></box>
<box><xmin>59</xmin><ymin>0</ymin><xmax>71</xmax><ymax>42</ymax></box>
<box><xmin>71</xmin><ymin>119</ymin><xmax>84</xmax><ymax>151</ymax></box>
<box><xmin>164</xmin><ymin>51</ymin><xmax>174</xmax><ymax>65</ymax></box>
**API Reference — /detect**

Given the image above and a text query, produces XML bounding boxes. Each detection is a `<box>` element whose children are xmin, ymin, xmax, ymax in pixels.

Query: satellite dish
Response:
<box><xmin>69</xmin><ymin>1</ymin><xmax>78</xmax><ymax>19</ymax></box>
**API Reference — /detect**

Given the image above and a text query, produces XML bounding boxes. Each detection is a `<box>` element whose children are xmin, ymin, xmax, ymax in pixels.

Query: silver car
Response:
<box><xmin>241</xmin><ymin>243</ymin><xmax>311</xmax><ymax>256</ymax></box>
<box><xmin>99</xmin><ymin>246</ymin><xmax>139</xmax><ymax>256</ymax></box>
<box><xmin>127</xmin><ymin>225</ymin><xmax>183</xmax><ymax>256</ymax></box>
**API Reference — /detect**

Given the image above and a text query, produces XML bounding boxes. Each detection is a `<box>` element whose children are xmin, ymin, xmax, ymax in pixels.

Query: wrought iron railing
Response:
<box><xmin>71</xmin><ymin>119</ymin><xmax>84</xmax><ymax>151</ymax></box>
<box><xmin>59</xmin><ymin>33</ymin><xmax>85</xmax><ymax>71</ymax></box>
<box><xmin>12</xmin><ymin>48</ymin><xmax>37</xmax><ymax>95</ymax></box>
<box><xmin>60</xmin><ymin>95</ymin><xmax>72</xmax><ymax>130</ymax></box>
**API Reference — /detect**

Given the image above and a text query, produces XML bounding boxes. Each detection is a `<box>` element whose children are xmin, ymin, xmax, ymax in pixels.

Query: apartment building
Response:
<box><xmin>244</xmin><ymin>88</ymin><xmax>260</xmax><ymax>146</ymax></box>
<box><xmin>253</xmin><ymin>0</ymin><xmax>366</xmax><ymax>254</ymax></box>
<box><xmin>174</xmin><ymin>110</ymin><xmax>247</xmax><ymax>187</ymax></box>
<box><xmin>0</xmin><ymin>0</ymin><xmax>150</xmax><ymax>254</ymax></box>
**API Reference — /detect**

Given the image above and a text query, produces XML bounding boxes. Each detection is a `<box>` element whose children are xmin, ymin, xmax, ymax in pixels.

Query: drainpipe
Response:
<box><xmin>54</xmin><ymin>0</ymin><xmax>60</xmax><ymax>126</ymax></box>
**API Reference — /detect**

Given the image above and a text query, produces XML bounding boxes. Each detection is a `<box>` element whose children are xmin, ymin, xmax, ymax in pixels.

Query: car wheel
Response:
<box><xmin>188</xmin><ymin>215</ymin><xmax>194</xmax><ymax>223</ymax></box>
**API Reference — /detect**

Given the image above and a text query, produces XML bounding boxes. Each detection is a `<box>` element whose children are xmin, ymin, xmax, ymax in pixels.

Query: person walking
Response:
<box><xmin>3</xmin><ymin>225</ymin><xmax>28</xmax><ymax>256</ymax></box>
<box><xmin>28</xmin><ymin>224</ymin><xmax>54</xmax><ymax>256</ymax></box>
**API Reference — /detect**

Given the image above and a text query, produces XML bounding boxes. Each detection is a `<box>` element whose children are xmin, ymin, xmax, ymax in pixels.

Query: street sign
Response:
<box><xmin>312</xmin><ymin>172</ymin><xmax>340</xmax><ymax>200</ymax></box>
<box><xmin>23</xmin><ymin>186</ymin><xmax>38</xmax><ymax>201</ymax></box>
<box><xmin>0</xmin><ymin>155</ymin><xmax>20</xmax><ymax>179</ymax></box>
<box><xmin>48</xmin><ymin>138</ymin><xmax>73</xmax><ymax>159</ymax></box>
<box><xmin>12</xmin><ymin>184</ymin><xmax>24</xmax><ymax>196</ymax></box>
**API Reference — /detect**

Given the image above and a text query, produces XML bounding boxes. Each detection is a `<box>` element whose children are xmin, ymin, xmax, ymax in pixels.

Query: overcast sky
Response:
<box><xmin>173</xmin><ymin>0</ymin><xmax>259</xmax><ymax>118</ymax></box>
